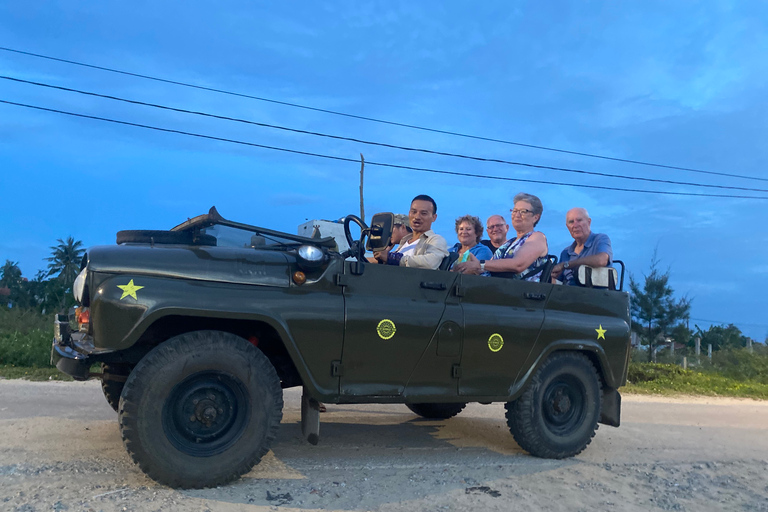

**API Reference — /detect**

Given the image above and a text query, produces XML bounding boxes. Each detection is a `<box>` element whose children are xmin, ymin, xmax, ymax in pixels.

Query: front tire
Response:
<box><xmin>506</xmin><ymin>352</ymin><xmax>601</xmax><ymax>459</ymax></box>
<box><xmin>118</xmin><ymin>331</ymin><xmax>283</xmax><ymax>488</ymax></box>
<box><xmin>100</xmin><ymin>363</ymin><xmax>131</xmax><ymax>413</ymax></box>
<box><xmin>406</xmin><ymin>402</ymin><xmax>466</xmax><ymax>419</ymax></box>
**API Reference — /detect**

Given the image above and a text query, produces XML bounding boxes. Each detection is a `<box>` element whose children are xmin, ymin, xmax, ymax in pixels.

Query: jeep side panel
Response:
<box><xmin>338</xmin><ymin>262</ymin><xmax>459</xmax><ymax>397</ymax></box>
<box><xmin>457</xmin><ymin>275</ymin><xmax>549</xmax><ymax>396</ymax></box>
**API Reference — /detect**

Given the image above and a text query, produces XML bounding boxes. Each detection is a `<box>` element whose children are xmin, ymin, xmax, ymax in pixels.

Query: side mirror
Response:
<box><xmin>366</xmin><ymin>212</ymin><xmax>394</xmax><ymax>252</ymax></box>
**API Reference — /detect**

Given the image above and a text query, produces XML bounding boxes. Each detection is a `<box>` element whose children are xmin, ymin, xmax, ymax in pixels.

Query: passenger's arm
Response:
<box><xmin>551</xmin><ymin>235</ymin><xmax>612</xmax><ymax>276</ymax></box>
<box><xmin>401</xmin><ymin>235</ymin><xmax>449</xmax><ymax>269</ymax></box>
<box><xmin>483</xmin><ymin>232</ymin><xmax>547</xmax><ymax>273</ymax></box>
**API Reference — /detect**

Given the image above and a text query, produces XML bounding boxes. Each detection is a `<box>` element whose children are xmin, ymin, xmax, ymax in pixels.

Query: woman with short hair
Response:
<box><xmin>449</xmin><ymin>214</ymin><xmax>493</xmax><ymax>267</ymax></box>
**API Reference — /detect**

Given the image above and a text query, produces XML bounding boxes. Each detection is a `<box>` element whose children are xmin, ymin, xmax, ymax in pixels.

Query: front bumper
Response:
<box><xmin>51</xmin><ymin>315</ymin><xmax>93</xmax><ymax>380</ymax></box>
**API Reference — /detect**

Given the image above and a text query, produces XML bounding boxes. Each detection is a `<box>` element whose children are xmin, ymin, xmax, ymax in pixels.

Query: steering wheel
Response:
<box><xmin>342</xmin><ymin>215</ymin><xmax>368</xmax><ymax>261</ymax></box>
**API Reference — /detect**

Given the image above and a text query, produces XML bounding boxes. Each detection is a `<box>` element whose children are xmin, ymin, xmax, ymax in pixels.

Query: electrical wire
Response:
<box><xmin>2</xmin><ymin>45</ymin><xmax>766</xmax><ymax>183</ymax></box>
<box><xmin>2</xmin><ymin>98</ymin><xmax>767</xmax><ymax>201</ymax></box>
<box><xmin>3</xmin><ymin>75</ymin><xmax>767</xmax><ymax>194</ymax></box>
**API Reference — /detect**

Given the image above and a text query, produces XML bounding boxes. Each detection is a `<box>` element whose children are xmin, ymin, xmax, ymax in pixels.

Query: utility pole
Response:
<box><xmin>359</xmin><ymin>153</ymin><xmax>365</xmax><ymax>223</ymax></box>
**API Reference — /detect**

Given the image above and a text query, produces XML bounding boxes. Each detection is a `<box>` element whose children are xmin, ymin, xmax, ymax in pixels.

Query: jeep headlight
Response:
<box><xmin>73</xmin><ymin>267</ymin><xmax>87</xmax><ymax>303</ymax></box>
<box><xmin>297</xmin><ymin>245</ymin><xmax>327</xmax><ymax>270</ymax></box>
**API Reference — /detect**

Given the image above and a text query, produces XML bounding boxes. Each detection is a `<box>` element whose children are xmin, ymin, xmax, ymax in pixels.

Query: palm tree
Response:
<box><xmin>0</xmin><ymin>260</ymin><xmax>22</xmax><ymax>288</ymax></box>
<box><xmin>46</xmin><ymin>237</ymin><xmax>85</xmax><ymax>289</ymax></box>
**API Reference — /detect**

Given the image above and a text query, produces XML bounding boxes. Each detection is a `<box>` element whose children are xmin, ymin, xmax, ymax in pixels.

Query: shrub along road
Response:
<box><xmin>1</xmin><ymin>380</ymin><xmax>767</xmax><ymax>511</ymax></box>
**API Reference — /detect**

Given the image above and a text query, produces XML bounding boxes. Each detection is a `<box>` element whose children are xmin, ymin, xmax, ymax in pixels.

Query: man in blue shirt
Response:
<box><xmin>551</xmin><ymin>208</ymin><xmax>613</xmax><ymax>285</ymax></box>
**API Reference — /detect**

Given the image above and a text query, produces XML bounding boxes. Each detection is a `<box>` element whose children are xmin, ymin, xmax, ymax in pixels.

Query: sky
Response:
<box><xmin>1</xmin><ymin>1</ymin><xmax>766</xmax><ymax>340</ymax></box>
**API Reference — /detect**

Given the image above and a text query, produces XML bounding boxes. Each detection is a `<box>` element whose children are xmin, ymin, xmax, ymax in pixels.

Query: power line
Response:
<box><xmin>2</xmin><ymin>45</ymin><xmax>766</xmax><ymax>184</ymax></box>
<box><xmin>4</xmin><ymin>75</ymin><xmax>767</xmax><ymax>195</ymax></box>
<box><xmin>690</xmin><ymin>318</ymin><xmax>768</xmax><ymax>329</ymax></box>
<box><xmin>2</xmin><ymin>98</ymin><xmax>768</xmax><ymax>200</ymax></box>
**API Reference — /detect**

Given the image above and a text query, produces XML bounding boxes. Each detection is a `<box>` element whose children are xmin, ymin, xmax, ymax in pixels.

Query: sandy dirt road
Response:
<box><xmin>1</xmin><ymin>380</ymin><xmax>767</xmax><ymax>512</ymax></box>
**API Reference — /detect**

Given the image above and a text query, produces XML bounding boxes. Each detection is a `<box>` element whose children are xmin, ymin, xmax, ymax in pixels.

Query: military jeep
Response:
<box><xmin>51</xmin><ymin>207</ymin><xmax>631</xmax><ymax>489</ymax></box>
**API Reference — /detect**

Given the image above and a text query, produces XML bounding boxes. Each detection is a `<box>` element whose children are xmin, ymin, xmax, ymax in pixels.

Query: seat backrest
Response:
<box><xmin>577</xmin><ymin>266</ymin><xmax>618</xmax><ymax>290</ymax></box>
<box><xmin>439</xmin><ymin>252</ymin><xmax>460</xmax><ymax>271</ymax></box>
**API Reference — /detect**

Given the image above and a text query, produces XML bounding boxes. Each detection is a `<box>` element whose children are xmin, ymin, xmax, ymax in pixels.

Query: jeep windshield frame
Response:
<box><xmin>171</xmin><ymin>206</ymin><xmax>338</xmax><ymax>249</ymax></box>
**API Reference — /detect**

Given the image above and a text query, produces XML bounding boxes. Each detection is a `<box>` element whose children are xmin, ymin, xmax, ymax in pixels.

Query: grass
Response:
<box><xmin>0</xmin><ymin>364</ymin><xmax>74</xmax><ymax>381</ymax></box>
<box><xmin>625</xmin><ymin>362</ymin><xmax>768</xmax><ymax>400</ymax></box>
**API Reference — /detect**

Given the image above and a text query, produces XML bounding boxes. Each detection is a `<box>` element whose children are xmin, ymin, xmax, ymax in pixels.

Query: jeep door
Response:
<box><xmin>457</xmin><ymin>275</ymin><xmax>550</xmax><ymax>396</ymax></box>
<box><xmin>338</xmin><ymin>261</ymin><xmax>458</xmax><ymax>396</ymax></box>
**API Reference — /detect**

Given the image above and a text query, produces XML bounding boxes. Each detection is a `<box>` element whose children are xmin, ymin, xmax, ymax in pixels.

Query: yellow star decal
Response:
<box><xmin>117</xmin><ymin>279</ymin><xmax>144</xmax><ymax>300</ymax></box>
<box><xmin>595</xmin><ymin>324</ymin><xmax>607</xmax><ymax>340</ymax></box>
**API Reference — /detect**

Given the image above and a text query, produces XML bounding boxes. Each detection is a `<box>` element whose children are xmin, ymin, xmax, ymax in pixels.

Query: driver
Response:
<box><xmin>374</xmin><ymin>194</ymin><xmax>448</xmax><ymax>269</ymax></box>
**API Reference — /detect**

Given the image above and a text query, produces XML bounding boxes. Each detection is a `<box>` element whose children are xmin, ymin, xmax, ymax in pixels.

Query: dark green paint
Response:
<box><xmin>53</xmin><ymin>212</ymin><xmax>631</xmax><ymax>408</ymax></box>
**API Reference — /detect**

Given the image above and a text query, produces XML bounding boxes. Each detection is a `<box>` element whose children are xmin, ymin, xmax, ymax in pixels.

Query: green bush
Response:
<box><xmin>626</xmin><ymin>361</ymin><xmax>768</xmax><ymax>399</ymax></box>
<box><xmin>628</xmin><ymin>362</ymin><xmax>688</xmax><ymax>383</ymax></box>
<box><xmin>0</xmin><ymin>308</ymin><xmax>55</xmax><ymax>367</ymax></box>
<box><xmin>706</xmin><ymin>349</ymin><xmax>768</xmax><ymax>384</ymax></box>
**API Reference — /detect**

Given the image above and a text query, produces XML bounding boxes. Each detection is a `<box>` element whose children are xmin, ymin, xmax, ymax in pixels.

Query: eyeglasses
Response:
<box><xmin>510</xmin><ymin>208</ymin><xmax>533</xmax><ymax>216</ymax></box>
<box><xmin>487</xmin><ymin>223</ymin><xmax>506</xmax><ymax>230</ymax></box>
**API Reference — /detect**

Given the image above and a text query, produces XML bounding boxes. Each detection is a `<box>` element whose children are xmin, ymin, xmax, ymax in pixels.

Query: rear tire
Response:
<box><xmin>118</xmin><ymin>331</ymin><xmax>283</xmax><ymax>488</ymax></box>
<box><xmin>505</xmin><ymin>352</ymin><xmax>601</xmax><ymax>459</ymax></box>
<box><xmin>406</xmin><ymin>402</ymin><xmax>466</xmax><ymax>419</ymax></box>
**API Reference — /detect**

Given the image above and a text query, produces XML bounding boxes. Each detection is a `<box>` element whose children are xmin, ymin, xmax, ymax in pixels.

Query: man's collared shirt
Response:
<box><xmin>559</xmin><ymin>232</ymin><xmax>613</xmax><ymax>285</ymax></box>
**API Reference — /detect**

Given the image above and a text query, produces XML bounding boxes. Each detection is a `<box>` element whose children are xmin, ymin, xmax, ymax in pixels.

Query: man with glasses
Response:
<box><xmin>481</xmin><ymin>215</ymin><xmax>509</xmax><ymax>253</ymax></box>
<box><xmin>550</xmin><ymin>207</ymin><xmax>613</xmax><ymax>285</ymax></box>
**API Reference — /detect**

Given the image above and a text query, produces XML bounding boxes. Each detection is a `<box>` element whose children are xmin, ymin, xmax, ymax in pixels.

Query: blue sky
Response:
<box><xmin>1</xmin><ymin>1</ymin><xmax>766</xmax><ymax>340</ymax></box>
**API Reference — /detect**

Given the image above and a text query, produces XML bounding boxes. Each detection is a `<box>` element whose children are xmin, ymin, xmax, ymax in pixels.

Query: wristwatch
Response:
<box><xmin>563</xmin><ymin>261</ymin><xmax>570</xmax><ymax>269</ymax></box>
<box><xmin>480</xmin><ymin>260</ymin><xmax>486</xmax><ymax>272</ymax></box>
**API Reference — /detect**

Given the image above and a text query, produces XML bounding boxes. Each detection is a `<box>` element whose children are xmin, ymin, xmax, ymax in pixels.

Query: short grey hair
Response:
<box><xmin>513</xmin><ymin>192</ymin><xmax>544</xmax><ymax>227</ymax></box>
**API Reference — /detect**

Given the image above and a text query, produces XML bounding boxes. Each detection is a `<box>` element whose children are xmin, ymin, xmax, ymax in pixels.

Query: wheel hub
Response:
<box><xmin>552</xmin><ymin>392</ymin><xmax>571</xmax><ymax>414</ymax></box>
<box><xmin>163</xmin><ymin>371</ymin><xmax>249</xmax><ymax>457</ymax></box>
<box><xmin>541</xmin><ymin>376</ymin><xmax>586</xmax><ymax>435</ymax></box>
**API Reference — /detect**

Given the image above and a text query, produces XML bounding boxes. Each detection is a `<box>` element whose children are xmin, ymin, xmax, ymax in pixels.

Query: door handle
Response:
<box><xmin>420</xmin><ymin>281</ymin><xmax>447</xmax><ymax>290</ymax></box>
<box><xmin>524</xmin><ymin>292</ymin><xmax>546</xmax><ymax>301</ymax></box>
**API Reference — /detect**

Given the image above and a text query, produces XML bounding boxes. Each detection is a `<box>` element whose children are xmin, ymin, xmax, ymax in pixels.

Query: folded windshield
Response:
<box><xmin>171</xmin><ymin>206</ymin><xmax>337</xmax><ymax>249</ymax></box>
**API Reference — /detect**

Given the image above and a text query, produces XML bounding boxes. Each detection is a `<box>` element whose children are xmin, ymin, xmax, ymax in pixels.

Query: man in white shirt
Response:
<box><xmin>373</xmin><ymin>195</ymin><xmax>448</xmax><ymax>269</ymax></box>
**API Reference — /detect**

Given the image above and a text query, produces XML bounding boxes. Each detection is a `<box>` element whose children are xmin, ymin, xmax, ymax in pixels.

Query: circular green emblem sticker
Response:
<box><xmin>488</xmin><ymin>333</ymin><xmax>504</xmax><ymax>352</ymax></box>
<box><xmin>377</xmin><ymin>319</ymin><xmax>397</xmax><ymax>340</ymax></box>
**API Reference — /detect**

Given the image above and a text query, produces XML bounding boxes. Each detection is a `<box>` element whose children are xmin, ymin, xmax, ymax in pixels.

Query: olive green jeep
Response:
<box><xmin>52</xmin><ymin>207</ymin><xmax>631</xmax><ymax>489</ymax></box>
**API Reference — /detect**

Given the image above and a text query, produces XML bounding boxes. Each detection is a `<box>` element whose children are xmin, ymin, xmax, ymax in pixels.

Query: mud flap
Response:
<box><xmin>599</xmin><ymin>388</ymin><xmax>621</xmax><ymax>427</ymax></box>
<box><xmin>301</xmin><ymin>387</ymin><xmax>320</xmax><ymax>445</ymax></box>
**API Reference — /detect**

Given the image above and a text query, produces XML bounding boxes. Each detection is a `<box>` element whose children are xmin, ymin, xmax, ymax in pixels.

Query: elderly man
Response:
<box><xmin>480</xmin><ymin>214</ymin><xmax>509</xmax><ymax>253</ymax></box>
<box><xmin>551</xmin><ymin>207</ymin><xmax>613</xmax><ymax>285</ymax></box>
<box><xmin>374</xmin><ymin>194</ymin><xmax>448</xmax><ymax>269</ymax></box>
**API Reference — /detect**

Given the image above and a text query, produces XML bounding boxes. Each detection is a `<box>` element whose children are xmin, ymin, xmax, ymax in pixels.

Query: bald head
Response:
<box><xmin>565</xmin><ymin>208</ymin><xmax>592</xmax><ymax>243</ymax></box>
<box><xmin>486</xmin><ymin>214</ymin><xmax>509</xmax><ymax>247</ymax></box>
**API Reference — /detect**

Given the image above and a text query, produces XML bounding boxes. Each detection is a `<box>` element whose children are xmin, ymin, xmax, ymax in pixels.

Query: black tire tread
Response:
<box><xmin>406</xmin><ymin>402</ymin><xmax>467</xmax><ymax>419</ymax></box>
<box><xmin>100</xmin><ymin>363</ymin><xmax>131</xmax><ymax>413</ymax></box>
<box><xmin>118</xmin><ymin>331</ymin><xmax>283</xmax><ymax>488</ymax></box>
<box><xmin>505</xmin><ymin>352</ymin><xmax>602</xmax><ymax>459</ymax></box>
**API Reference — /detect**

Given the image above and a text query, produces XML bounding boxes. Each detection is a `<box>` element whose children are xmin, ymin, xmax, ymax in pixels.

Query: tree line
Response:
<box><xmin>630</xmin><ymin>251</ymin><xmax>760</xmax><ymax>361</ymax></box>
<box><xmin>1</xmin><ymin>237</ymin><xmax>84</xmax><ymax>314</ymax></box>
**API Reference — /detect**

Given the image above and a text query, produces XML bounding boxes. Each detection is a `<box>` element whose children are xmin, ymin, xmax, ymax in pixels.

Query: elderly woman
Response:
<box><xmin>454</xmin><ymin>192</ymin><xmax>548</xmax><ymax>281</ymax></box>
<box><xmin>449</xmin><ymin>215</ymin><xmax>494</xmax><ymax>266</ymax></box>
